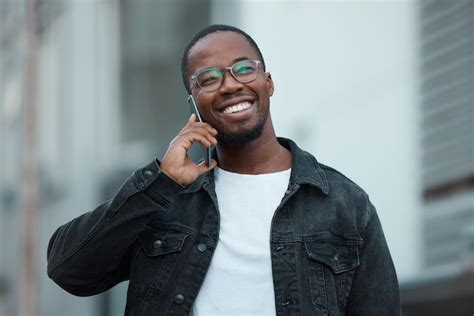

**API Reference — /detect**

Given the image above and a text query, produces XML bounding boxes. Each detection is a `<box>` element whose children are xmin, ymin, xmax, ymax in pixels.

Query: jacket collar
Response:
<box><xmin>183</xmin><ymin>137</ymin><xmax>329</xmax><ymax>195</ymax></box>
<box><xmin>278</xmin><ymin>137</ymin><xmax>329</xmax><ymax>195</ymax></box>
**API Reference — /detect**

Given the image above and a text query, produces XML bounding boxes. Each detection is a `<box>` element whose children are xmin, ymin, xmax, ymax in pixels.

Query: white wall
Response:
<box><xmin>213</xmin><ymin>0</ymin><xmax>422</xmax><ymax>282</ymax></box>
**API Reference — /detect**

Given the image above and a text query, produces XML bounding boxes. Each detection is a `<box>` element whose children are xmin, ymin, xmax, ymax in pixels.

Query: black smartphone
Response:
<box><xmin>187</xmin><ymin>95</ymin><xmax>212</xmax><ymax>166</ymax></box>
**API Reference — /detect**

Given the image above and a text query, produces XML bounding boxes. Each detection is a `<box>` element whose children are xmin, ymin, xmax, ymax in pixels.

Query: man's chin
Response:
<box><xmin>216</xmin><ymin>123</ymin><xmax>265</xmax><ymax>145</ymax></box>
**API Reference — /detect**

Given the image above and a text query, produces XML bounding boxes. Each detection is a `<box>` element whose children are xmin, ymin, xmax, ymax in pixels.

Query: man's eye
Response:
<box><xmin>200</xmin><ymin>76</ymin><xmax>219</xmax><ymax>86</ymax></box>
<box><xmin>234</xmin><ymin>66</ymin><xmax>255</xmax><ymax>75</ymax></box>
<box><xmin>198</xmin><ymin>70</ymin><xmax>221</xmax><ymax>86</ymax></box>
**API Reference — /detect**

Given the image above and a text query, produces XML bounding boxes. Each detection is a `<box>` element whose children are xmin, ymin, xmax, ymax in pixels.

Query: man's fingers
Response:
<box><xmin>188</xmin><ymin>113</ymin><xmax>197</xmax><ymax>123</ymax></box>
<box><xmin>162</xmin><ymin>115</ymin><xmax>218</xmax><ymax>186</ymax></box>
<box><xmin>209</xmin><ymin>159</ymin><xmax>218</xmax><ymax>169</ymax></box>
<box><xmin>183</xmin><ymin>122</ymin><xmax>218</xmax><ymax>137</ymax></box>
<box><xmin>180</xmin><ymin>128</ymin><xmax>218</xmax><ymax>146</ymax></box>
<box><xmin>174</xmin><ymin>132</ymin><xmax>214</xmax><ymax>149</ymax></box>
<box><xmin>183</xmin><ymin>114</ymin><xmax>217</xmax><ymax>135</ymax></box>
<box><xmin>197</xmin><ymin>159</ymin><xmax>218</xmax><ymax>173</ymax></box>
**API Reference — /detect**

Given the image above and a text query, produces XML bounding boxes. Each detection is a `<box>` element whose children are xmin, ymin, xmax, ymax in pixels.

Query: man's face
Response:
<box><xmin>187</xmin><ymin>32</ymin><xmax>274</xmax><ymax>145</ymax></box>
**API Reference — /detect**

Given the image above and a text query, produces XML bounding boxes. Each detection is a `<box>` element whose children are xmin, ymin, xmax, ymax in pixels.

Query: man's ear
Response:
<box><xmin>266</xmin><ymin>72</ymin><xmax>274</xmax><ymax>97</ymax></box>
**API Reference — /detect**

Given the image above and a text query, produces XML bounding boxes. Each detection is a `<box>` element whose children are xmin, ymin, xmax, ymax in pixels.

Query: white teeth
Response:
<box><xmin>223</xmin><ymin>102</ymin><xmax>252</xmax><ymax>114</ymax></box>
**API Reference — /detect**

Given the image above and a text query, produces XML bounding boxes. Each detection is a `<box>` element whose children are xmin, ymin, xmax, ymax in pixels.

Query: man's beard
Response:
<box><xmin>216</xmin><ymin>114</ymin><xmax>266</xmax><ymax>145</ymax></box>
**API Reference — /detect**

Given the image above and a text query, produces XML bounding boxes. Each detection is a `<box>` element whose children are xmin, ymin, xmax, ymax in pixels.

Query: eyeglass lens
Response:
<box><xmin>195</xmin><ymin>60</ymin><xmax>259</xmax><ymax>91</ymax></box>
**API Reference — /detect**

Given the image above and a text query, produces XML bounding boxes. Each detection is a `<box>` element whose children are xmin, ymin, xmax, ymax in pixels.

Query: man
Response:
<box><xmin>47</xmin><ymin>24</ymin><xmax>400</xmax><ymax>315</ymax></box>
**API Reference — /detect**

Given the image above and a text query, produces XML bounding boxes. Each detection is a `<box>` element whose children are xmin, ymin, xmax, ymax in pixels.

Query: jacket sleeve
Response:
<box><xmin>345</xmin><ymin>198</ymin><xmax>401</xmax><ymax>315</ymax></box>
<box><xmin>46</xmin><ymin>159</ymin><xmax>183</xmax><ymax>296</ymax></box>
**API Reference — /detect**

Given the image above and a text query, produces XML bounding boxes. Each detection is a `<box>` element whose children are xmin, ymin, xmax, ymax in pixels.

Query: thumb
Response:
<box><xmin>197</xmin><ymin>159</ymin><xmax>217</xmax><ymax>174</ymax></box>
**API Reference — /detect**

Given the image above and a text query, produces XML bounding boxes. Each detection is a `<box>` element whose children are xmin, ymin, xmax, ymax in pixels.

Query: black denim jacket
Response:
<box><xmin>47</xmin><ymin>138</ymin><xmax>400</xmax><ymax>316</ymax></box>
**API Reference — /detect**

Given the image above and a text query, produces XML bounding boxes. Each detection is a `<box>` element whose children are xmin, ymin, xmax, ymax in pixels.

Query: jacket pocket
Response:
<box><xmin>304</xmin><ymin>236</ymin><xmax>361</xmax><ymax>313</ymax></box>
<box><xmin>138</xmin><ymin>226</ymin><xmax>188</xmax><ymax>257</ymax></box>
<box><xmin>127</xmin><ymin>225</ymin><xmax>190</xmax><ymax>315</ymax></box>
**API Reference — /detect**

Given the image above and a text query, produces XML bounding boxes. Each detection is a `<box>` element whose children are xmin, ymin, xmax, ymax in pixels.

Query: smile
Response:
<box><xmin>222</xmin><ymin>102</ymin><xmax>252</xmax><ymax>114</ymax></box>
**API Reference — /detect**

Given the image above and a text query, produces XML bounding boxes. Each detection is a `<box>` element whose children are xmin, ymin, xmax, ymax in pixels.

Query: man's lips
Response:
<box><xmin>215</xmin><ymin>101</ymin><xmax>255</xmax><ymax>122</ymax></box>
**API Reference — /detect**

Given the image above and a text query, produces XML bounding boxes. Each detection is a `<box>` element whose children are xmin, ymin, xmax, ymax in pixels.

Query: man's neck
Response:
<box><xmin>216</xmin><ymin>129</ymin><xmax>292</xmax><ymax>175</ymax></box>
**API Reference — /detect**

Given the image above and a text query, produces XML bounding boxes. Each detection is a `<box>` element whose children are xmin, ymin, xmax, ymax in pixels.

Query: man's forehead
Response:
<box><xmin>188</xmin><ymin>31</ymin><xmax>258</xmax><ymax>69</ymax></box>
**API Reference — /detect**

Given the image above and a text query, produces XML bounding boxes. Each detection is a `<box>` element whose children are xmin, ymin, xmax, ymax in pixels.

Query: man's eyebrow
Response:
<box><xmin>233</xmin><ymin>56</ymin><xmax>252</xmax><ymax>63</ymax></box>
<box><xmin>193</xmin><ymin>57</ymin><xmax>254</xmax><ymax>74</ymax></box>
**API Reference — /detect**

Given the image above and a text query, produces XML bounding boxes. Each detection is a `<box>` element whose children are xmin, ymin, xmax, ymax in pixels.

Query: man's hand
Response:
<box><xmin>160</xmin><ymin>114</ymin><xmax>218</xmax><ymax>186</ymax></box>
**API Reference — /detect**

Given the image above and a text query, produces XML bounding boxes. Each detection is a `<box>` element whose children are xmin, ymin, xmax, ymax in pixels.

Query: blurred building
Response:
<box><xmin>0</xmin><ymin>0</ymin><xmax>213</xmax><ymax>315</ymax></box>
<box><xmin>400</xmin><ymin>1</ymin><xmax>474</xmax><ymax>315</ymax></box>
<box><xmin>0</xmin><ymin>0</ymin><xmax>472</xmax><ymax>315</ymax></box>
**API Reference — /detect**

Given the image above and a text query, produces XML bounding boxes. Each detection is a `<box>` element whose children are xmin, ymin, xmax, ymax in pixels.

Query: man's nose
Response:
<box><xmin>219</xmin><ymin>70</ymin><xmax>243</xmax><ymax>93</ymax></box>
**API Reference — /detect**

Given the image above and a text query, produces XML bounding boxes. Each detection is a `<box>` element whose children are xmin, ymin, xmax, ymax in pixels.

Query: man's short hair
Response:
<box><xmin>181</xmin><ymin>24</ymin><xmax>266</xmax><ymax>94</ymax></box>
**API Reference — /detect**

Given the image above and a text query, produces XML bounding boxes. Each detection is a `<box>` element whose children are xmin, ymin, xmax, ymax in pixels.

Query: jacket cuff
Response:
<box><xmin>137</xmin><ymin>159</ymin><xmax>184</xmax><ymax>208</ymax></box>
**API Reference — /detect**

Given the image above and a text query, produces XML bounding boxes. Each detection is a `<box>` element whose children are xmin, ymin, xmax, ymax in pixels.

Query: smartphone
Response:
<box><xmin>187</xmin><ymin>95</ymin><xmax>212</xmax><ymax>166</ymax></box>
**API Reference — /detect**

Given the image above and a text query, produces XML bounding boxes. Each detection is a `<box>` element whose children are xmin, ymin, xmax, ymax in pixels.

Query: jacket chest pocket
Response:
<box><xmin>304</xmin><ymin>236</ymin><xmax>362</xmax><ymax>313</ymax></box>
<box><xmin>127</xmin><ymin>225</ymin><xmax>189</xmax><ymax>313</ymax></box>
<box><xmin>139</xmin><ymin>228</ymin><xmax>188</xmax><ymax>257</ymax></box>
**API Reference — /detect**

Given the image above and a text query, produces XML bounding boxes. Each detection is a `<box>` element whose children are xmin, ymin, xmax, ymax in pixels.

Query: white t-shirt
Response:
<box><xmin>192</xmin><ymin>167</ymin><xmax>291</xmax><ymax>316</ymax></box>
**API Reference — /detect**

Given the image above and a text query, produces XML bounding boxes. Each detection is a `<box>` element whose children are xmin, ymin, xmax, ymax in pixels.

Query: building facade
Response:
<box><xmin>0</xmin><ymin>0</ymin><xmax>471</xmax><ymax>315</ymax></box>
<box><xmin>401</xmin><ymin>1</ymin><xmax>474</xmax><ymax>315</ymax></box>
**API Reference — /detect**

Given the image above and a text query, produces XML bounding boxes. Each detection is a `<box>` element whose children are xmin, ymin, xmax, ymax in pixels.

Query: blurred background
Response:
<box><xmin>0</xmin><ymin>0</ymin><xmax>473</xmax><ymax>315</ymax></box>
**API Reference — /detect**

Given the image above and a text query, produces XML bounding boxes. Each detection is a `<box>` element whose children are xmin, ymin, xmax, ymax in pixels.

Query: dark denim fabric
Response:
<box><xmin>47</xmin><ymin>138</ymin><xmax>400</xmax><ymax>315</ymax></box>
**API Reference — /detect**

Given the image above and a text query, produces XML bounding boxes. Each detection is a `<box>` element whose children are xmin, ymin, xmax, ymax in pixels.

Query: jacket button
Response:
<box><xmin>144</xmin><ymin>170</ymin><xmax>153</xmax><ymax>178</ymax></box>
<box><xmin>153</xmin><ymin>240</ymin><xmax>163</xmax><ymax>249</ymax></box>
<box><xmin>174</xmin><ymin>294</ymin><xmax>185</xmax><ymax>304</ymax></box>
<box><xmin>197</xmin><ymin>243</ymin><xmax>207</xmax><ymax>252</ymax></box>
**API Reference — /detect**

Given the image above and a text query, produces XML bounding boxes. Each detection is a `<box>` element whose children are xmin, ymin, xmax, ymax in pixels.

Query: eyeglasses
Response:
<box><xmin>191</xmin><ymin>59</ymin><xmax>262</xmax><ymax>92</ymax></box>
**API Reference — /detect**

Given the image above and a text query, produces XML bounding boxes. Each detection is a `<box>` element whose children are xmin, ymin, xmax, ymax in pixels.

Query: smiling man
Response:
<box><xmin>47</xmin><ymin>25</ymin><xmax>400</xmax><ymax>315</ymax></box>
